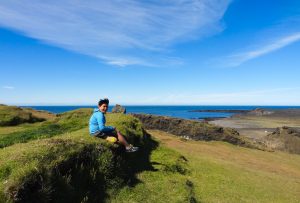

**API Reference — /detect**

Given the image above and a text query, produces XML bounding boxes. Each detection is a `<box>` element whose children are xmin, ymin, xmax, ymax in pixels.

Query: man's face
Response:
<box><xmin>99</xmin><ymin>103</ymin><xmax>108</xmax><ymax>113</ymax></box>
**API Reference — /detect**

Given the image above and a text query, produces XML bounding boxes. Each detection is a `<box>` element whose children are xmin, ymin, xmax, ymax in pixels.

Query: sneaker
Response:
<box><xmin>126</xmin><ymin>145</ymin><xmax>139</xmax><ymax>153</ymax></box>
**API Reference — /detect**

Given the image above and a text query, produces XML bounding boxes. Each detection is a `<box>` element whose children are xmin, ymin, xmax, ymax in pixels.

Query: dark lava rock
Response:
<box><xmin>132</xmin><ymin>113</ymin><xmax>259</xmax><ymax>149</ymax></box>
<box><xmin>112</xmin><ymin>104</ymin><xmax>126</xmax><ymax>114</ymax></box>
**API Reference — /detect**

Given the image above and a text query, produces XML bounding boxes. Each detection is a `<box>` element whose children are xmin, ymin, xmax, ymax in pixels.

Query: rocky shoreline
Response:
<box><xmin>132</xmin><ymin>113</ymin><xmax>262</xmax><ymax>149</ymax></box>
<box><xmin>209</xmin><ymin>108</ymin><xmax>300</xmax><ymax>154</ymax></box>
<box><xmin>131</xmin><ymin>108</ymin><xmax>300</xmax><ymax>154</ymax></box>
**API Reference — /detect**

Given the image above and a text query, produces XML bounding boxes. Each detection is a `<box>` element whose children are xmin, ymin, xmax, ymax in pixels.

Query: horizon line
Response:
<box><xmin>6</xmin><ymin>104</ymin><xmax>300</xmax><ymax>107</ymax></box>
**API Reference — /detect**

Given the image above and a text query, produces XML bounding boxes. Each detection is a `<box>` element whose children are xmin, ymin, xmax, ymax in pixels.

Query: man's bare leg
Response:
<box><xmin>116</xmin><ymin>130</ymin><xmax>130</xmax><ymax>148</ymax></box>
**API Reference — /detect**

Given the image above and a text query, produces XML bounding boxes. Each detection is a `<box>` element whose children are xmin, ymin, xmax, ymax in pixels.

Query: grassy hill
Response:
<box><xmin>0</xmin><ymin>106</ymin><xmax>146</xmax><ymax>202</ymax></box>
<box><xmin>0</xmin><ymin>105</ymin><xmax>300</xmax><ymax>202</ymax></box>
<box><xmin>0</xmin><ymin>105</ymin><xmax>55</xmax><ymax>126</ymax></box>
<box><xmin>112</xmin><ymin>130</ymin><xmax>300</xmax><ymax>203</ymax></box>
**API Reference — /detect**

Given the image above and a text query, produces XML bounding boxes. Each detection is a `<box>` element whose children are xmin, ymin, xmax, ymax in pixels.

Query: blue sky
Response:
<box><xmin>1</xmin><ymin>0</ymin><xmax>300</xmax><ymax>105</ymax></box>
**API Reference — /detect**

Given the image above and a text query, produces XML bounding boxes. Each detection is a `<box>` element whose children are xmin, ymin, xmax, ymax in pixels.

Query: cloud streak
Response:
<box><xmin>226</xmin><ymin>32</ymin><xmax>300</xmax><ymax>67</ymax></box>
<box><xmin>0</xmin><ymin>0</ymin><xmax>231</xmax><ymax>67</ymax></box>
<box><xmin>2</xmin><ymin>86</ymin><xmax>15</xmax><ymax>90</ymax></box>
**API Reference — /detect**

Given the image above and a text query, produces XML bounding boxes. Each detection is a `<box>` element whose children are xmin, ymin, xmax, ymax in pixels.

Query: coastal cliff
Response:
<box><xmin>132</xmin><ymin>113</ymin><xmax>262</xmax><ymax>149</ymax></box>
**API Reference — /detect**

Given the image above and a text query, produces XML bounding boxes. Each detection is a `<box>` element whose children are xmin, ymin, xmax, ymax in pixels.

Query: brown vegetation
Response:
<box><xmin>265</xmin><ymin>126</ymin><xmax>300</xmax><ymax>154</ymax></box>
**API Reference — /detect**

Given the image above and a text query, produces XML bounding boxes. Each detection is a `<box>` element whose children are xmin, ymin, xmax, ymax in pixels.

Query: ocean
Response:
<box><xmin>22</xmin><ymin>106</ymin><xmax>300</xmax><ymax>120</ymax></box>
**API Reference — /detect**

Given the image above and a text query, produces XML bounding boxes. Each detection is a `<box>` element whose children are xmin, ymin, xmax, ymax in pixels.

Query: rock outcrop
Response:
<box><xmin>265</xmin><ymin>126</ymin><xmax>300</xmax><ymax>154</ymax></box>
<box><xmin>112</xmin><ymin>104</ymin><xmax>126</xmax><ymax>114</ymax></box>
<box><xmin>247</xmin><ymin>108</ymin><xmax>273</xmax><ymax>116</ymax></box>
<box><xmin>132</xmin><ymin>113</ymin><xmax>261</xmax><ymax>149</ymax></box>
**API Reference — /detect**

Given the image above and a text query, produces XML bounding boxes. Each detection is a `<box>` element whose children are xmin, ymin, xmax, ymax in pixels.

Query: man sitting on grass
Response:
<box><xmin>89</xmin><ymin>98</ymin><xmax>138</xmax><ymax>153</ymax></box>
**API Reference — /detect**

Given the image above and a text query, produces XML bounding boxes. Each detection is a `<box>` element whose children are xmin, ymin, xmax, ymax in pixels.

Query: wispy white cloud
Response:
<box><xmin>2</xmin><ymin>86</ymin><xmax>15</xmax><ymax>90</ymax></box>
<box><xmin>226</xmin><ymin>32</ymin><xmax>300</xmax><ymax>67</ymax></box>
<box><xmin>99</xmin><ymin>55</ymin><xmax>150</xmax><ymax>67</ymax></box>
<box><xmin>0</xmin><ymin>0</ymin><xmax>231</xmax><ymax>67</ymax></box>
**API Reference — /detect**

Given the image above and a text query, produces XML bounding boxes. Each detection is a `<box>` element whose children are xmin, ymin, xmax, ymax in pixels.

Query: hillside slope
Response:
<box><xmin>1</xmin><ymin>106</ymin><xmax>300</xmax><ymax>202</ymax></box>
<box><xmin>112</xmin><ymin>130</ymin><xmax>300</xmax><ymax>203</ymax></box>
<box><xmin>0</xmin><ymin>105</ymin><xmax>55</xmax><ymax>126</ymax></box>
<box><xmin>0</xmin><ymin>108</ymin><xmax>147</xmax><ymax>202</ymax></box>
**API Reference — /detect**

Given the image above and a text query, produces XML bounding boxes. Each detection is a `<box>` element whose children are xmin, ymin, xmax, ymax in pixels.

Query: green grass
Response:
<box><xmin>106</xmin><ymin>113</ymin><xmax>145</xmax><ymax>145</ymax></box>
<box><xmin>0</xmin><ymin>130</ymin><xmax>121</xmax><ymax>202</ymax></box>
<box><xmin>0</xmin><ymin>111</ymin><xmax>147</xmax><ymax>202</ymax></box>
<box><xmin>1</xmin><ymin>106</ymin><xmax>300</xmax><ymax>202</ymax></box>
<box><xmin>110</xmin><ymin>146</ymin><xmax>196</xmax><ymax>203</ymax></box>
<box><xmin>112</xmin><ymin>130</ymin><xmax>300</xmax><ymax>203</ymax></box>
<box><xmin>0</xmin><ymin>108</ymin><xmax>92</xmax><ymax>148</ymax></box>
<box><xmin>0</xmin><ymin>108</ymin><xmax>145</xmax><ymax>149</ymax></box>
<box><xmin>0</xmin><ymin>105</ymin><xmax>52</xmax><ymax>126</ymax></box>
<box><xmin>0</xmin><ymin>124</ymin><xmax>32</xmax><ymax>135</ymax></box>
<box><xmin>188</xmin><ymin>152</ymin><xmax>300</xmax><ymax>203</ymax></box>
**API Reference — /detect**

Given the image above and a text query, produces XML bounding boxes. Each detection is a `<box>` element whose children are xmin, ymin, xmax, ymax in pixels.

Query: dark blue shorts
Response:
<box><xmin>91</xmin><ymin>130</ymin><xmax>117</xmax><ymax>138</ymax></box>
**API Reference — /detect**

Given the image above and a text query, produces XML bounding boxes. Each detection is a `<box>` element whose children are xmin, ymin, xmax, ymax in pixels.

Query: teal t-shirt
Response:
<box><xmin>89</xmin><ymin>108</ymin><xmax>115</xmax><ymax>134</ymax></box>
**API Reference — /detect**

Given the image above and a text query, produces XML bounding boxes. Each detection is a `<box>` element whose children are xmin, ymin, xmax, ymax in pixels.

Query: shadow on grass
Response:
<box><xmin>49</xmin><ymin>130</ymin><xmax>159</xmax><ymax>202</ymax></box>
<box><xmin>123</xmin><ymin>129</ymin><xmax>160</xmax><ymax>187</ymax></box>
<box><xmin>3</xmin><ymin>129</ymin><xmax>160</xmax><ymax>202</ymax></box>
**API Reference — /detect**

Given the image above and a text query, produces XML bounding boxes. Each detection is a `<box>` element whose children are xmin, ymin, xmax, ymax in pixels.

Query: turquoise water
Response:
<box><xmin>23</xmin><ymin>105</ymin><xmax>300</xmax><ymax>120</ymax></box>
